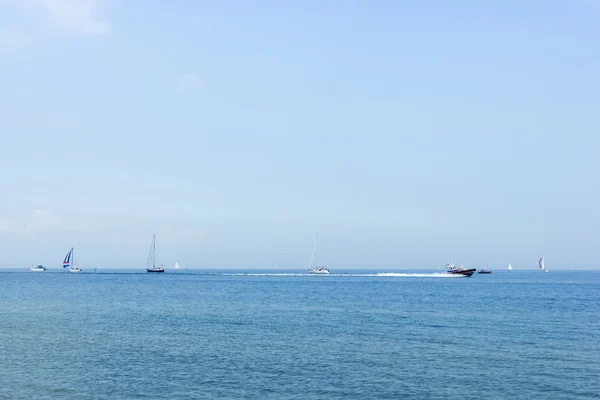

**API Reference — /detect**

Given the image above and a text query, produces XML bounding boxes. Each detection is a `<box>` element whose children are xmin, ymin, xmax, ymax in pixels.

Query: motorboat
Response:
<box><xmin>445</xmin><ymin>262</ymin><xmax>476</xmax><ymax>277</ymax></box>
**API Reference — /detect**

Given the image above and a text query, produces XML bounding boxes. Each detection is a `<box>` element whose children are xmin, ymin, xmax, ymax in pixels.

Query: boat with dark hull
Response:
<box><xmin>146</xmin><ymin>234</ymin><xmax>164</xmax><ymax>273</ymax></box>
<box><xmin>445</xmin><ymin>262</ymin><xmax>476</xmax><ymax>277</ymax></box>
<box><xmin>478</xmin><ymin>269</ymin><xmax>492</xmax><ymax>274</ymax></box>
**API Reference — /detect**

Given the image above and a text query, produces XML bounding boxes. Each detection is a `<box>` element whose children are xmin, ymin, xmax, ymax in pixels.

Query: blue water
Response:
<box><xmin>1</xmin><ymin>270</ymin><xmax>598</xmax><ymax>399</ymax></box>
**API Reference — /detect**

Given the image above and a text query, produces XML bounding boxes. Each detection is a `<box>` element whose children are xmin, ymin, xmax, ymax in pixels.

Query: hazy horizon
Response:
<box><xmin>1</xmin><ymin>1</ymin><xmax>598</xmax><ymax>269</ymax></box>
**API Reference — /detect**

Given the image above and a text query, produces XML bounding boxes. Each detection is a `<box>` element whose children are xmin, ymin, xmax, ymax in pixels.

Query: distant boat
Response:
<box><xmin>307</xmin><ymin>233</ymin><xmax>329</xmax><ymax>274</ymax></box>
<box><xmin>444</xmin><ymin>261</ymin><xmax>476</xmax><ymax>277</ymax></box>
<box><xmin>29</xmin><ymin>264</ymin><xmax>46</xmax><ymax>272</ymax></box>
<box><xmin>478</xmin><ymin>263</ymin><xmax>492</xmax><ymax>274</ymax></box>
<box><xmin>63</xmin><ymin>248</ymin><xmax>82</xmax><ymax>273</ymax></box>
<box><xmin>174</xmin><ymin>262</ymin><xmax>181</xmax><ymax>270</ymax></box>
<box><xmin>508</xmin><ymin>263</ymin><xmax>513</xmax><ymax>270</ymax></box>
<box><xmin>539</xmin><ymin>256</ymin><xmax>548</xmax><ymax>272</ymax></box>
<box><xmin>146</xmin><ymin>234</ymin><xmax>164</xmax><ymax>273</ymax></box>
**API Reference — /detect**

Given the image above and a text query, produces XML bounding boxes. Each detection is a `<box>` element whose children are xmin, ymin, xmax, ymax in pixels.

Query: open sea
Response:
<box><xmin>0</xmin><ymin>269</ymin><xmax>598</xmax><ymax>399</ymax></box>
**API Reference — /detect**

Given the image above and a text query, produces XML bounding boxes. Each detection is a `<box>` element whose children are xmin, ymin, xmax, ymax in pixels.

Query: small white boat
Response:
<box><xmin>307</xmin><ymin>233</ymin><xmax>330</xmax><ymax>274</ymax></box>
<box><xmin>63</xmin><ymin>248</ymin><xmax>82</xmax><ymax>273</ymax></box>
<box><xmin>29</xmin><ymin>264</ymin><xmax>47</xmax><ymax>272</ymax></box>
<box><xmin>146</xmin><ymin>234</ymin><xmax>164</xmax><ymax>273</ymax></box>
<box><xmin>174</xmin><ymin>261</ymin><xmax>181</xmax><ymax>270</ymax></box>
<box><xmin>508</xmin><ymin>263</ymin><xmax>513</xmax><ymax>270</ymax></box>
<box><xmin>308</xmin><ymin>267</ymin><xmax>330</xmax><ymax>274</ymax></box>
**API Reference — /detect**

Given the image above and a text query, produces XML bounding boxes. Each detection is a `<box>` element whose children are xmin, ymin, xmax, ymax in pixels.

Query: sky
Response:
<box><xmin>0</xmin><ymin>0</ymin><xmax>598</xmax><ymax>270</ymax></box>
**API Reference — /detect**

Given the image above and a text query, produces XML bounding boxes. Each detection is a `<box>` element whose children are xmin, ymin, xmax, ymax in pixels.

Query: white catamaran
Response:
<box><xmin>146</xmin><ymin>234</ymin><xmax>164</xmax><ymax>273</ymax></box>
<box><xmin>307</xmin><ymin>233</ymin><xmax>329</xmax><ymax>274</ymax></box>
<box><xmin>63</xmin><ymin>248</ymin><xmax>81</xmax><ymax>273</ymax></box>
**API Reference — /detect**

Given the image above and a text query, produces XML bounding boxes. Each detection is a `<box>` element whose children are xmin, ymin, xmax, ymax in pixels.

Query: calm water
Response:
<box><xmin>0</xmin><ymin>269</ymin><xmax>598</xmax><ymax>399</ymax></box>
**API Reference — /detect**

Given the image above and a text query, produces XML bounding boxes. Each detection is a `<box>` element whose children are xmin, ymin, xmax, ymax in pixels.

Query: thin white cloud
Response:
<box><xmin>15</xmin><ymin>0</ymin><xmax>111</xmax><ymax>36</ymax></box>
<box><xmin>174</xmin><ymin>73</ymin><xmax>206</xmax><ymax>93</ymax></box>
<box><xmin>24</xmin><ymin>209</ymin><xmax>61</xmax><ymax>233</ymax></box>
<box><xmin>36</xmin><ymin>0</ymin><xmax>110</xmax><ymax>35</ymax></box>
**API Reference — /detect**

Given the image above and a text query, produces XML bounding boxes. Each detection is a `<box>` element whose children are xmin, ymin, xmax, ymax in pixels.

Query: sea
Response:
<box><xmin>0</xmin><ymin>269</ymin><xmax>598</xmax><ymax>400</ymax></box>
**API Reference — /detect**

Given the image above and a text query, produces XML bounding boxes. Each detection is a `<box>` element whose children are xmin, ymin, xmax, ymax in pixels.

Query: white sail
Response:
<box><xmin>174</xmin><ymin>262</ymin><xmax>181</xmax><ymax>269</ymax></box>
<box><xmin>508</xmin><ymin>263</ymin><xmax>512</xmax><ymax>270</ymax></box>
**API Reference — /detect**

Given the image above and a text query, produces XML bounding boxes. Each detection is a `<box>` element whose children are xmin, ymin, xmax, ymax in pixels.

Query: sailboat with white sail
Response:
<box><xmin>508</xmin><ymin>263</ymin><xmax>513</xmax><ymax>270</ymax></box>
<box><xmin>63</xmin><ymin>248</ymin><xmax>81</xmax><ymax>273</ymax></box>
<box><xmin>146</xmin><ymin>234</ymin><xmax>164</xmax><ymax>273</ymax></box>
<box><xmin>307</xmin><ymin>233</ymin><xmax>329</xmax><ymax>274</ymax></box>
<box><xmin>174</xmin><ymin>261</ymin><xmax>181</xmax><ymax>270</ymax></box>
<box><xmin>539</xmin><ymin>256</ymin><xmax>548</xmax><ymax>272</ymax></box>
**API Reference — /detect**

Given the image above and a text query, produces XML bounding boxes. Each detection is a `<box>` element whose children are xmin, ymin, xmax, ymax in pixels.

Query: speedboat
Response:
<box><xmin>445</xmin><ymin>262</ymin><xmax>476</xmax><ymax>277</ymax></box>
<box><xmin>29</xmin><ymin>265</ymin><xmax>47</xmax><ymax>272</ymax></box>
<box><xmin>308</xmin><ymin>267</ymin><xmax>329</xmax><ymax>274</ymax></box>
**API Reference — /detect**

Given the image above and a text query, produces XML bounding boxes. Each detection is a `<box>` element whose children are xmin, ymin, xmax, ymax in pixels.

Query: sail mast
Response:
<box><xmin>308</xmin><ymin>233</ymin><xmax>318</xmax><ymax>269</ymax></box>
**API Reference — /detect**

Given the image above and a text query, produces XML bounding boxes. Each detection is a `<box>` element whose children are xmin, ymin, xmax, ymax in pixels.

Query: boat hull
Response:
<box><xmin>308</xmin><ymin>269</ymin><xmax>329</xmax><ymax>274</ymax></box>
<box><xmin>478</xmin><ymin>270</ymin><xmax>492</xmax><ymax>274</ymax></box>
<box><xmin>447</xmin><ymin>268</ymin><xmax>476</xmax><ymax>277</ymax></box>
<box><xmin>29</xmin><ymin>268</ymin><xmax>46</xmax><ymax>272</ymax></box>
<box><xmin>147</xmin><ymin>268</ymin><xmax>165</xmax><ymax>273</ymax></box>
<box><xmin>68</xmin><ymin>269</ymin><xmax>82</xmax><ymax>273</ymax></box>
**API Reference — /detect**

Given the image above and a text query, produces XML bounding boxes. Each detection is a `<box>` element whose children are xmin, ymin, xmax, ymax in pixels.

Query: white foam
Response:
<box><xmin>374</xmin><ymin>272</ymin><xmax>458</xmax><ymax>278</ymax></box>
<box><xmin>221</xmin><ymin>272</ymin><xmax>461</xmax><ymax>278</ymax></box>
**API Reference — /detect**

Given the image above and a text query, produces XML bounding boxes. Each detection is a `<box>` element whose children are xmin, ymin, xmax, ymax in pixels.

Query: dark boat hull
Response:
<box><xmin>478</xmin><ymin>270</ymin><xmax>492</xmax><ymax>274</ymax></box>
<box><xmin>447</xmin><ymin>268</ymin><xmax>476</xmax><ymax>277</ymax></box>
<box><xmin>146</xmin><ymin>268</ymin><xmax>164</xmax><ymax>273</ymax></box>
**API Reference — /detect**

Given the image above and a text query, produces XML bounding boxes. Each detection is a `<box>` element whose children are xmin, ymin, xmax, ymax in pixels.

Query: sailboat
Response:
<box><xmin>508</xmin><ymin>263</ymin><xmax>513</xmax><ymax>270</ymax></box>
<box><xmin>29</xmin><ymin>264</ymin><xmax>46</xmax><ymax>272</ymax></box>
<box><xmin>307</xmin><ymin>233</ymin><xmax>329</xmax><ymax>274</ymax></box>
<box><xmin>539</xmin><ymin>256</ymin><xmax>548</xmax><ymax>272</ymax></box>
<box><xmin>63</xmin><ymin>248</ymin><xmax>82</xmax><ymax>273</ymax></box>
<box><xmin>174</xmin><ymin>262</ymin><xmax>181</xmax><ymax>270</ymax></box>
<box><xmin>146</xmin><ymin>234</ymin><xmax>164</xmax><ymax>273</ymax></box>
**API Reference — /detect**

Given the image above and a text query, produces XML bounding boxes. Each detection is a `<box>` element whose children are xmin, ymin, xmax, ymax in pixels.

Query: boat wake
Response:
<box><xmin>222</xmin><ymin>272</ymin><xmax>464</xmax><ymax>278</ymax></box>
<box><xmin>374</xmin><ymin>272</ymin><xmax>464</xmax><ymax>278</ymax></box>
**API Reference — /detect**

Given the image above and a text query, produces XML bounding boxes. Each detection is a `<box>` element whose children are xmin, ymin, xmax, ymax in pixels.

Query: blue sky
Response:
<box><xmin>0</xmin><ymin>0</ymin><xmax>598</xmax><ymax>269</ymax></box>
